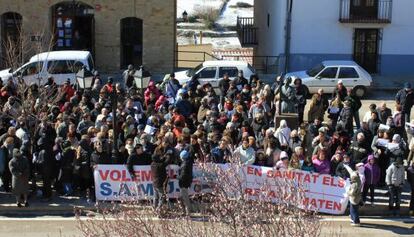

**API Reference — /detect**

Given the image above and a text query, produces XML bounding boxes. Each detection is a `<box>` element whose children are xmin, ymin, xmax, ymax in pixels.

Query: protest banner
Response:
<box><xmin>94</xmin><ymin>164</ymin><xmax>350</xmax><ymax>215</ymax></box>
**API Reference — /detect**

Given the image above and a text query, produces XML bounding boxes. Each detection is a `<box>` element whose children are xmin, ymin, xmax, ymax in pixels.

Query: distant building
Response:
<box><xmin>0</xmin><ymin>0</ymin><xmax>176</xmax><ymax>74</ymax></box>
<box><xmin>238</xmin><ymin>0</ymin><xmax>414</xmax><ymax>77</ymax></box>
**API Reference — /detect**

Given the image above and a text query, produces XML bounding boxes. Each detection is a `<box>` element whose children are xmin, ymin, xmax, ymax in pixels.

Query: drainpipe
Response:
<box><xmin>284</xmin><ymin>0</ymin><xmax>293</xmax><ymax>73</ymax></box>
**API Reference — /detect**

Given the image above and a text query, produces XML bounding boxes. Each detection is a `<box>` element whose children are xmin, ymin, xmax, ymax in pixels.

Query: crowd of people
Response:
<box><xmin>0</xmin><ymin>66</ymin><xmax>413</xmax><ymax>221</ymax></box>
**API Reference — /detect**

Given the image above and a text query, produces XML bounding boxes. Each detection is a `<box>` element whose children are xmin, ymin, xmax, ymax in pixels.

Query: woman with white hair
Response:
<box><xmin>275</xmin><ymin>120</ymin><xmax>291</xmax><ymax>151</ymax></box>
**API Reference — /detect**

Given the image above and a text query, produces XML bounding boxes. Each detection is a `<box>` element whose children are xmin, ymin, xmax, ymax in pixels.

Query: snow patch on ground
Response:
<box><xmin>217</xmin><ymin>0</ymin><xmax>254</xmax><ymax>26</ymax></box>
<box><xmin>177</xmin><ymin>36</ymin><xmax>241</xmax><ymax>49</ymax></box>
<box><xmin>177</xmin><ymin>0</ymin><xmax>224</xmax><ymax>18</ymax></box>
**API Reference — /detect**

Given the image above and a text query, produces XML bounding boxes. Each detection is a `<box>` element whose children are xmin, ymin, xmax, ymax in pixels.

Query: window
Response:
<box><xmin>319</xmin><ymin>67</ymin><xmax>338</xmax><ymax>78</ymax></box>
<box><xmin>339</xmin><ymin>67</ymin><xmax>359</xmax><ymax>78</ymax></box>
<box><xmin>219</xmin><ymin>67</ymin><xmax>238</xmax><ymax>78</ymax></box>
<box><xmin>20</xmin><ymin>62</ymin><xmax>43</xmax><ymax>76</ymax></box>
<box><xmin>198</xmin><ymin>67</ymin><xmax>216</xmax><ymax>78</ymax></box>
<box><xmin>306</xmin><ymin>63</ymin><xmax>325</xmax><ymax>77</ymax></box>
<box><xmin>87</xmin><ymin>55</ymin><xmax>94</xmax><ymax>71</ymax></box>
<box><xmin>47</xmin><ymin>60</ymin><xmax>84</xmax><ymax>74</ymax></box>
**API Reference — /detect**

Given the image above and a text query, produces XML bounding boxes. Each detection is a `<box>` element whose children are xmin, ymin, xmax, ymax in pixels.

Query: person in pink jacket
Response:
<box><xmin>363</xmin><ymin>154</ymin><xmax>381</xmax><ymax>205</ymax></box>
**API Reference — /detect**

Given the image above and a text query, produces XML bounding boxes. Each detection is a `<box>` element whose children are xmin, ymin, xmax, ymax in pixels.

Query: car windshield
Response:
<box><xmin>186</xmin><ymin>63</ymin><xmax>204</xmax><ymax>77</ymax></box>
<box><xmin>306</xmin><ymin>63</ymin><xmax>325</xmax><ymax>77</ymax></box>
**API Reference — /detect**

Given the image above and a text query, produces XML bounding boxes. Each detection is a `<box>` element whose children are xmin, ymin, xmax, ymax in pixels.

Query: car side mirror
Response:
<box><xmin>8</xmin><ymin>68</ymin><xmax>13</xmax><ymax>73</ymax></box>
<box><xmin>316</xmin><ymin>75</ymin><xmax>322</xmax><ymax>79</ymax></box>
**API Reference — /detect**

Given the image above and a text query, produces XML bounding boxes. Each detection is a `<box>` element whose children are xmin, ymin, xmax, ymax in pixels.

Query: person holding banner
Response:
<box><xmin>151</xmin><ymin>141</ymin><xmax>175</xmax><ymax>212</ymax></box>
<box><xmin>348</xmin><ymin>171</ymin><xmax>362</xmax><ymax>227</ymax></box>
<box><xmin>178</xmin><ymin>149</ymin><xmax>194</xmax><ymax>215</ymax></box>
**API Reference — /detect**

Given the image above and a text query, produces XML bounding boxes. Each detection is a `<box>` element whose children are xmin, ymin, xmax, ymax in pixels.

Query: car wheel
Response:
<box><xmin>354</xmin><ymin>86</ymin><xmax>366</xmax><ymax>98</ymax></box>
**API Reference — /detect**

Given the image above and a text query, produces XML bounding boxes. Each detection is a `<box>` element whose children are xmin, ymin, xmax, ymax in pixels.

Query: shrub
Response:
<box><xmin>194</xmin><ymin>6</ymin><xmax>220</xmax><ymax>29</ymax></box>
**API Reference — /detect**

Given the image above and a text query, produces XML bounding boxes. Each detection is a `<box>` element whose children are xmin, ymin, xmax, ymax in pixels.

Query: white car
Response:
<box><xmin>174</xmin><ymin>60</ymin><xmax>256</xmax><ymax>88</ymax></box>
<box><xmin>285</xmin><ymin>60</ymin><xmax>372</xmax><ymax>98</ymax></box>
<box><xmin>0</xmin><ymin>50</ymin><xmax>94</xmax><ymax>85</ymax></box>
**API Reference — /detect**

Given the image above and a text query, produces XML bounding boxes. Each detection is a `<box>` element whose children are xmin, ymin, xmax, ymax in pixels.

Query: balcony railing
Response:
<box><xmin>236</xmin><ymin>17</ymin><xmax>258</xmax><ymax>46</ymax></box>
<box><xmin>339</xmin><ymin>0</ymin><xmax>392</xmax><ymax>23</ymax></box>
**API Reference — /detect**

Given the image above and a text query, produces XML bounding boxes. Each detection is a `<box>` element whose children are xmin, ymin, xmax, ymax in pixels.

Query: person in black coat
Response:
<box><xmin>407</xmin><ymin>160</ymin><xmax>414</xmax><ymax>216</ymax></box>
<box><xmin>349</xmin><ymin>133</ymin><xmax>370</xmax><ymax>164</ymax></box>
<box><xmin>73</xmin><ymin>135</ymin><xmax>93</xmax><ymax>198</ymax></box>
<box><xmin>178</xmin><ymin>149</ymin><xmax>194</xmax><ymax>214</ymax></box>
<box><xmin>151</xmin><ymin>143</ymin><xmax>174</xmax><ymax>210</ymax></box>
<box><xmin>337</xmin><ymin>100</ymin><xmax>353</xmax><ymax>136</ymax></box>
<box><xmin>127</xmin><ymin>143</ymin><xmax>152</xmax><ymax>178</ymax></box>
<box><xmin>59</xmin><ymin>141</ymin><xmax>76</xmax><ymax>196</ymax></box>
<box><xmin>332</xmin><ymin>80</ymin><xmax>347</xmax><ymax>101</ymax></box>
<box><xmin>37</xmin><ymin>137</ymin><xmax>55</xmax><ymax>200</ymax></box>
<box><xmin>90</xmin><ymin>140</ymin><xmax>112</xmax><ymax>168</ymax></box>
<box><xmin>335</xmin><ymin>154</ymin><xmax>355</xmax><ymax>179</ymax></box>
<box><xmin>233</xmin><ymin>70</ymin><xmax>248</xmax><ymax>91</ymax></box>
<box><xmin>395</xmin><ymin>82</ymin><xmax>414</xmax><ymax>126</ymax></box>
<box><xmin>294</xmin><ymin>78</ymin><xmax>308</xmax><ymax>124</ymax></box>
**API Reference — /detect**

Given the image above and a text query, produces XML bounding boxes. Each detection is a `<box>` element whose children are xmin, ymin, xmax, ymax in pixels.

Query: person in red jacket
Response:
<box><xmin>144</xmin><ymin>81</ymin><xmax>160</xmax><ymax>106</ymax></box>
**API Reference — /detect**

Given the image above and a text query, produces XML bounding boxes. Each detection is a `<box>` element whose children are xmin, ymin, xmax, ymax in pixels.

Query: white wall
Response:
<box><xmin>290</xmin><ymin>0</ymin><xmax>353</xmax><ymax>55</ymax></box>
<box><xmin>254</xmin><ymin>0</ymin><xmax>285</xmax><ymax>56</ymax></box>
<box><xmin>255</xmin><ymin>0</ymin><xmax>414</xmax><ymax>56</ymax></box>
<box><xmin>381</xmin><ymin>0</ymin><xmax>414</xmax><ymax>55</ymax></box>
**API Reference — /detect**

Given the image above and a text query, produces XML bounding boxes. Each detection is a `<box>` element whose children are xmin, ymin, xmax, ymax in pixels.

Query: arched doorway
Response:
<box><xmin>1</xmin><ymin>12</ymin><xmax>22</xmax><ymax>68</ymax></box>
<box><xmin>51</xmin><ymin>1</ymin><xmax>94</xmax><ymax>55</ymax></box>
<box><xmin>120</xmin><ymin>17</ymin><xmax>143</xmax><ymax>69</ymax></box>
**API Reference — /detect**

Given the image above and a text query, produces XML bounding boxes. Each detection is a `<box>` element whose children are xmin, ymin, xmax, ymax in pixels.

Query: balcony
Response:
<box><xmin>339</xmin><ymin>0</ymin><xmax>392</xmax><ymax>24</ymax></box>
<box><xmin>236</xmin><ymin>17</ymin><xmax>258</xmax><ymax>46</ymax></box>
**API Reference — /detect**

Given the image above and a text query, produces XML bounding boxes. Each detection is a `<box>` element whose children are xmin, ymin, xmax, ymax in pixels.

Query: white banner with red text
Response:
<box><xmin>94</xmin><ymin>164</ymin><xmax>350</xmax><ymax>215</ymax></box>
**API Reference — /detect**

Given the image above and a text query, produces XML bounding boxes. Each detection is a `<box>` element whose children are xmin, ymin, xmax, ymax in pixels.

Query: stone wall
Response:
<box><xmin>0</xmin><ymin>0</ymin><xmax>176</xmax><ymax>74</ymax></box>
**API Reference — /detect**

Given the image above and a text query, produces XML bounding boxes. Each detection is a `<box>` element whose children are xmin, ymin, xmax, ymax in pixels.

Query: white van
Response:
<box><xmin>174</xmin><ymin>60</ymin><xmax>256</xmax><ymax>88</ymax></box>
<box><xmin>0</xmin><ymin>50</ymin><xmax>94</xmax><ymax>85</ymax></box>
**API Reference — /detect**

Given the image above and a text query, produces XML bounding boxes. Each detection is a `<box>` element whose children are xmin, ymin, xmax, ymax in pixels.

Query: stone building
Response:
<box><xmin>0</xmin><ymin>0</ymin><xmax>176</xmax><ymax>74</ymax></box>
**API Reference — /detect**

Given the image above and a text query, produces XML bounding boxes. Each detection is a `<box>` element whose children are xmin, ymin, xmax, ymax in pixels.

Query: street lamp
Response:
<box><xmin>133</xmin><ymin>65</ymin><xmax>151</xmax><ymax>96</ymax></box>
<box><xmin>76</xmin><ymin>66</ymin><xmax>94</xmax><ymax>90</ymax></box>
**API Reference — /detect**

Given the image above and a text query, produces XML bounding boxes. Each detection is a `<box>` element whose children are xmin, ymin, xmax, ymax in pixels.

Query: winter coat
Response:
<box><xmin>336</xmin><ymin>161</ymin><xmax>355</xmax><ymax>179</ymax></box>
<box><xmin>349</xmin><ymin>142</ymin><xmax>369</xmax><ymax>164</ymax></box>
<box><xmin>308</xmin><ymin>94</ymin><xmax>325</xmax><ymax>122</ymax></box>
<box><xmin>338</xmin><ymin>106</ymin><xmax>353</xmax><ymax>132</ymax></box>
<box><xmin>90</xmin><ymin>151</ymin><xmax>112</xmax><ymax>167</ymax></box>
<box><xmin>385</xmin><ymin>143</ymin><xmax>405</xmax><ymax>165</ymax></box>
<box><xmin>364</xmin><ymin>162</ymin><xmax>380</xmax><ymax>185</ymax></box>
<box><xmin>210</xmin><ymin>147</ymin><xmax>229</xmax><ymax>164</ymax></box>
<box><xmin>332</xmin><ymin>86</ymin><xmax>347</xmax><ymax>101</ymax></box>
<box><xmin>234</xmin><ymin>146</ymin><xmax>255</xmax><ymax>165</ymax></box>
<box><xmin>312</xmin><ymin>156</ymin><xmax>331</xmax><ymax>175</ymax></box>
<box><xmin>395</xmin><ymin>88</ymin><xmax>414</xmax><ymax>113</ymax></box>
<box><xmin>127</xmin><ymin>151</ymin><xmax>152</xmax><ymax>176</ymax></box>
<box><xmin>347</xmin><ymin>173</ymin><xmax>362</xmax><ymax>205</ymax></box>
<box><xmin>60</xmin><ymin>148</ymin><xmax>75</xmax><ymax>184</ymax></box>
<box><xmin>165</xmin><ymin>79</ymin><xmax>181</xmax><ymax>99</ymax></box>
<box><xmin>368</xmin><ymin>118</ymin><xmax>380</xmax><ymax>136</ymax></box>
<box><xmin>377</xmin><ymin>107</ymin><xmax>392</xmax><ymax>124</ymax></box>
<box><xmin>9</xmin><ymin>156</ymin><xmax>30</xmax><ymax>196</ymax></box>
<box><xmin>386</xmin><ymin>163</ymin><xmax>405</xmax><ymax>187</ymax></box>
<box><xmin>175</xmin><ymin>99</ymin><xmax>193</xmax><ymax>118</ymax></box>
<box><xmin>73</xmin><ymin>139</ymin><xmax>93</xmax><ymax>180</ymax></box>
<box><xmin>151</xmin><ymin>148</ymin><xmax>174</xmax><ymax>189</ymax></box>
<box><xmin>144</xmin><ymin>81</ymin><xmax>161</xmax><ymax>104</ymax></box>
<box><xmin>178</xmin><ymin>157</ymin><xmax>194</xmax><ymax>188</ymax></box>
<box><xmin>407</xmin><ymin>165</ymin><xmax>414</xmax><ymax>189</ymax></box>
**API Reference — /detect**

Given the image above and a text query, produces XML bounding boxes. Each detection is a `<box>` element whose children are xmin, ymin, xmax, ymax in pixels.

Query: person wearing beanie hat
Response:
<box><xmin>9</xmin><ymin>148</ymin><xmax>30</xmax><ymax>207</ymax></box>
<box><xmin>178</xmin><ymin>149</ymin><xmax>194</xmax><ymax>215</ymax></box>
<box><xmin>386</xmin><ymin>156</ymin><xmax>405</xmax><ymax>216</ymax></box>
<box><xmin>395</xmin><ymin>81</ymin><xmax>414</xmax><ymax>127</ymax></box>
<box><xmin>363</xmin><ymin>154</ymin><xmax>380</xmax><ymax>205</ymax></box>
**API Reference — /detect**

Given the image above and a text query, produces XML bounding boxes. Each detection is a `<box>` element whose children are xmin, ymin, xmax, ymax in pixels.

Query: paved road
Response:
<box><xmin>0</xmin><ymin>216</ymin><xmax>413</xmax><ymax>237</ymax></box>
